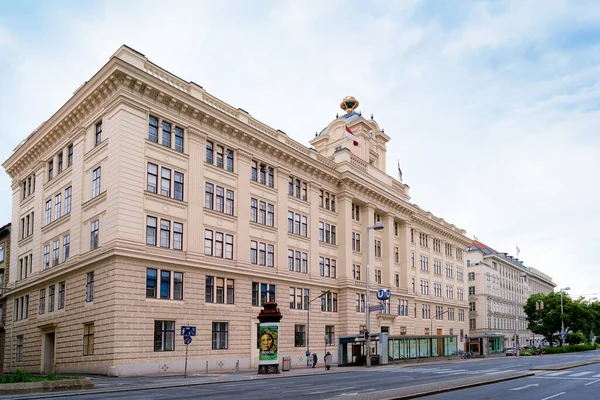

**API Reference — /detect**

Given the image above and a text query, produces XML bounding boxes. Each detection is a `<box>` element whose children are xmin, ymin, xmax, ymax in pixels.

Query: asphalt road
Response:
<box><xmin>421</xmin><ymin>363</ymin><xmax>600</xmax><ymax>400</ymax></box>
<box><xmin>6</xmin><ymin>351</ymin><xmax>600</xmax><ymax>400</ymax></box>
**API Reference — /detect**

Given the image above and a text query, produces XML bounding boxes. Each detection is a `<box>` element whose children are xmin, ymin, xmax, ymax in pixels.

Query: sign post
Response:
<box><xmin>180</xmin><ymin>326</ymin><xmax>196</xmax><ymax>378</ymax></box>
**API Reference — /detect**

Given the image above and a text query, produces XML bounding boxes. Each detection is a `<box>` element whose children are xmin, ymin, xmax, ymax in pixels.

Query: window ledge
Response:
<box><xmin>145</xmin><ymin>190</ymin><xmax>188</xmax><ymax>207</ymax></box>
<box><xmin>249</xmin><ymin>222</ymin><xmax>277</xmax><ymax>232</ymax></box>
<box><xmin>145</xmin><ymin>139</ymin><xmax>189</xmax><ymax>159</ymax></box>
<box><xmin>84</xmin><ymin>138</ymin><xmax>109</xmax><ymax>162</ymax></box>
<box><xmin>17</xmin><ymin>235</ymin><xmax>33</xmax><ymax>247</ymax></box>
<box><xmin>42</xmin><ymin>166</ymin><xmax>73</xmax><ymax>191</ymax></box>
<box><xmin>41</xmin><ymin>213</ymin><xmax>71</xmax><ymax>234</ymax></box>
<box><xmin>19</xmin><ymin>195</ymin><xmax>35</xmax><ymax>209</ymax></box>
<box><xmin>250</xmin><ymin>180</ymin><xmax>277</xmax><ymax>193</ymax></box>
<box><xmin>204</xmin><ymin>208</ymin><xmax>237</xmax><ymax>222</ymax></box>
<box><xmin>82</xmin><ymin>191</ymin><xmax>107</xmax><ymax>212</ymax></box>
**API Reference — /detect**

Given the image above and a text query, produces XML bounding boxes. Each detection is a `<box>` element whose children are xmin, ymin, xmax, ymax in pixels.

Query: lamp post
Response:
<box><xmin>307</xmin><ymin>290</ymin><xmax>331</xmax><ymax>367</ymax></box>
<box><xmin>515</xmin><ymin>272</ymin><xmax>527</xmax><ymax>356</ymax></box>
<box><xmin>559</xmin><ymin>287</ymin><xmax>570</xmax><ymax>346</ymax></box>
<box><xmin>365</xmin><ymin>221</ymin><xmax>384</xmax><ymax>368</ymax></box>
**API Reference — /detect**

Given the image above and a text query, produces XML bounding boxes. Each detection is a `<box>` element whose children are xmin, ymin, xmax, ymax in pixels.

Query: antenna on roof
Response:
<box><xmin>370</xmin><ymin>114</ymin><xmax>373</xmax><ymax>119</ymax></box>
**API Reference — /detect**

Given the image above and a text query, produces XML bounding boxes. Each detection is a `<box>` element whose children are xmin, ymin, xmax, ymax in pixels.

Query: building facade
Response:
<box><xmin>0</xmin><ymin>223</ymin><xmax>10</xmax><ymax>373</ymax></box>
<box><xmin>2</xmin><ymin>46</ymin><xmax>471</xmax><ymax>376</ymax></box>
<box><xmin>466</xmin><ymin>240</ymin><xmax>555</xmax><ymax>354</ymax></box>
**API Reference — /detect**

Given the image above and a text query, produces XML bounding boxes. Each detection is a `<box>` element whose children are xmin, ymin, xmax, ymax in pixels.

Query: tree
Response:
<box><xmin>524</xmin><ymin>293</ymin><xmax>562</xmax><ymax>346</ymax></box>
<box><xmin>566</xmin><ymin>332</ymin><xmax>585</xmax><ymax>345</ymax></box>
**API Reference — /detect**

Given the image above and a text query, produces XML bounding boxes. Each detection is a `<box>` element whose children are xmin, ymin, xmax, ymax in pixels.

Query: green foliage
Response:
<box><xmin>596</xmin><ymin>336</ymin><xmax>600</xmax><ymax>345</ymax></box>
<box><xmin>520</xmin><ymin>349</ymin><xmax>535</xmax><ymax>356</ymax></box>
<box><xmin>566</xmin><ymin>332</ymin><xmax>586</xmax><ymax>345</ymax></box>
<box><xmin>542</xmin><ymin>344</ymin><xmax>596</xmax><ymax>355</ymax></box>
<box><xmin>0</xmin><ymin>370</ymin><xmax>81</xmax><ymax>384</ymax></box>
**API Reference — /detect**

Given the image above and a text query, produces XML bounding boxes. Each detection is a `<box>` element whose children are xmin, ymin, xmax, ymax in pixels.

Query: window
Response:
<box><xmin>288</xmin><ymin>176</ymin><xmax>307</xmax><ymax>200</ymax></box>
<box><xmin>374</xmin><ymin>269</ymin><xmax>382</xmax><ymax>284</ymax></box>
<box><xmin>160</xmin><ymin>271</ymin><xmax>171</xmax><ymax>299</ymax></box>
<box><xmin>154</xmin><ymin>320</ymin><xmax>175</xmax><ymax>351</ymax></box>
<box><xmin>294</xmin><ymin>325</ymin><xmax>306</xmax><ymax>347</ymax></box>
<box><xmin>16</xmin><ymin>336</ymin><xmax>23</xmax><ymax>361</ymax></box>
<box><xmin>58</xmin><ymin>281</ymin><xmax>65</xmax><ymax>310</ymax></box>
<box><xmin>447</xmin><ymin>285</ymin><xmax>454</xmax><ymax>299</ymax></box>
<box><xmin>352</xmin><ymin>264</ymin><xmax>361</xmax><ymax>280</ymax></box>
<box><xmin>394</xmin><ymin>274</ymin><xmax>399</xmax><ymax>288</ymax></box>
<box><xmin>212</xmin><ymin>322</ymin><xmax>228</xmax><ymax>349</ymax></box>
<box><xmin>457</xmin><ymin>248</ymin><xmax>463</xmax><ymax>261</ymax></box>
<box><xmin>82</xmin><ymin>323</ymin><xmax>95</xmax><ymax>355</ymax></box>
<box><xmin>161</xmin><ymin>121</ymin><xmax>171</xmax><ymax>147</ymax></box>
<box><xmin>160</xmin><ymin>220</ymin><xmax>170</xmax><ymax>248</ymax></box>
<box><xmin>252</xmin><ymin>282</ymin><xmax>275</xmax><ymax>306</ymax></box>
<box><xmin>420</xmin><ymin>280</ymin><xmax>429</xmax><ymax>295</ymax></box>
<box><xmin>52</xmin><ymin>240</ymin><xmax>59</xmax><ymax>266</ymax></box>
<box><xmin>325</xmin><ymin>326</ymin><xmax>335</xmax><ymax>345</ymax></box>
<box><xmin>173</xmin><ymin>223</ymin><xmax>183</xmax><ymax>251</ymax></box>
<box><xmin>446</xmin><ymin>263</ymin><xmax>453</xmax><ymax>278</ymax></box>
<box><xmin>206</xmin><ymin>183</ymin><xmax>234</xmax><ymax>215</ymax></box>
<box><xmin>147</xmin><ymin>163</ymin><xmax>158</xmax><ymax>193</ymax></box>
<box><xmin>411</xmin><ymin>278</ymin><xmax>415</xmax><ymax>292</ymax></box>
<box><xmin>319</xmin><ymin>257</ymin><xmax>336</xmax><ymax>278</ymax></box>
<box><xmin>174</xmin><ymin>172</ymin><xmax>184</xmax><ymax>201</ymax></box>
<box><xmin>433</xmin><ymin>238</ymin><xmax>441</xmax><ymax>252</ymax></box>
<box><xmin>411</xmin><ymin>252</ymin><xmax>415</xmax><ymax>268</ymax></box>
<box><xmin>174</xmin><ymin>126</ymin><xmax>184</xmax><ymax>152</ymax></box>
<box><xmin>394</xmin><ymin>222</ymin><xmax>398</xmax><ymax>236</ymax></box>
<box><xmin>457</xmin><ymin>288</ymin><xmax>464</xmax><ymax>301</ymax></box>
<box><xmin>95</xmin><ymin>121</ymin><xmax>102</xmax><ymax>145</ymax></box>
<box><xmin>419</xmin><ymin>233</ymin><xmax>428</xmax><ymax>247</ymax></box>
<box><xmin>48</xmin><ymin>160</ymin><xmax>53</xmax><ymax>181</ymax></box>
<box><xmin>205</xmin><ymin>276</ymin><xmax>235</xmax><ymax>304</ymax></box>
<box><xmin>45</xmin><ymin>200</ymin><xmax>51</xmax><ymax>225</ymax></box>
<box><xmin>374</xmin><ymin>240</ymin><xmax>381</xmax><ymax>258</ymax></box>
<box><xmin>321</xmin><ymin>291</ymin><xmax>338</xmax><ymax>312</ymax></box>
<box><xmin>445</xmin><ymin>243</ymin><xmax>453</xmax><ymax>257</ymax></box>
<box><xmin>149</xmin><ymin>116</ymin><xmax>159</xmax><ymax>142</ymax></box>
<box><xmin>174</xmin><ymin>273</ymin><xmax>184</xmax><ymax>300</ymax></box>
<box><xmin>468</xmin><ymin>272</ymin><xmax>475</xmax><ymax>281</ymax></box>
<box><xmin>469</xmin><ymin>286</ymin><xmax>475</xmax><ymax>295</ymax></box>
<box><xmin>469</xmin><ymin>318</ymin><xmax>476</xmax><ymax>329</ymax></box>
<box><xmin>43</xmin><ymin>245</ymin><xmax>50</xmax><ymax>270</ymax></box>
<box><xmin>226</xmin><ymin>190</ymin><xmax>234</xmax><ymax>215</ymax></box>
<box><xmin>46</xmin><ymin>285</ymin><xmax>55</xmax><ymax>313</ymax></box>
<box><xmin>398</xmin><ymin>300</ymin><xmax>408</xmax><ymax>316</ymax></box>
<box><xmin>287</xmin><ymin>211</ymin><xmax>308</xmax><ymax>236</ymax></box>
<box><xmin>434</xmin><ymin>283</ymin><xmax>442</xmax><ymax>297</ymax></box>
<box><xmin>161</xmin><ymin>168</ymin><xmax>171</xmax><ymax>197</ymax></box>
<box><xmin>252</xmin><ymin>241</ymin><xmax>275</xmax><ymax>268</ymax></box>
<box><xmin>319</xmin><ymin>190</ymin><xmax>336</xmax><ymax>211</ymax></box>
<box><xmin>421</xmin><ymin>304</ymin><xmax>431</xmax><ymax>319</ymax></box>
<box><xmin>352</xmin><ymin>203</ymin><xmax>360</xmax><ymax>221</ymax></box>
<box><xmin>352</xmin><ymin>232</ymin><xmax>361</xmax><ymax>251</ymax></box>
<box><xmin>204</xmin><ymin>230</ymin><xmax>233</xmax><ymax>259</ymax></box>
<box><xmin>318</xmin><ymin>222</ymin><xmax>336</xmax><ymax>245</ymax></box>
<box><xmin>355</xmin><ymin>293</ymin><xmax>365</xmax><ymax>312</ymax></box>
<box><xmin>67</xmin><ymin>144</ymin><xmax>73</xmax><ymax>166</ymax></box>
<box><xmin>14</xmin><ymin>295</ymin><xmax>29</xmax><ymax>321</ymax></box>
<box><xmin>436</xmin><ymin>306</ymin><xmax>444</xmax><ymax>320</ymax></box>
<box><xmin>39</xmin><ymin>288</ymin><xmax>46</xmax><ymax>315</ymax></box>
<box><xmin>420</xmin><ymin>256</ymin><xmax>429</xmax><ymax>271</ymax></box>
<box><xmin>86</xmin><ymin>272</ymin><xmax>94</xmax><ymax>302</ymax></box>
<box><xmin>469</xmin><ymin>302</ymin><xmax>476</xmax><ymax>311</ymax></box>
<box><xmin>92</xmin><ymin>167</ymin><xmax>101</xmax><ymax>198</ymax></box>
<box><xmin>146</xmin><ymin>216</ymin><xmax>157</xmax><ymax>245</ymax></box>
<box><xmin>90</xmin><ymin>219</ymin><xmax>99</xmax><ymax>250</ymax></box>
<box><xmin>64</xmin><ymin>186</ymin><xmax>72</xmax><ymax>214</ymax></box>
<box><xmin>146</xmin><ymin>268</ymin><xmax>157</xmax><ymax>298</ymax></box>
<box><xmin>251</xmin><ymin>161</ymin><xmax>275</xmax><ymax>187</ymax></box>
<box><xmin>433</xmin><ymin>260</ymin><xmax>441</xmax><ymax>275</ymax></box>
<box><xmin>54</xmin><ymin>194</ymin><xmax>61</xmax><ymax>220</ymax></box>
<box><xmin>394</xmin><ymin>247</ymin><xmax>399</xmax><ymax>263</ymax></box>
<box><xmin>206</xmin><ymin>141</ymin><xmax>234</xmax><ymax>172</ymax></box>
<box><xmin>289</xmin><ymin>287</ymin><xmax>310</xmax><ymax>310</ymax></box>
<box><xmin>459</xmin><ymin>309</ymin><xmax>465</xmax><ymax>321</ymax></box>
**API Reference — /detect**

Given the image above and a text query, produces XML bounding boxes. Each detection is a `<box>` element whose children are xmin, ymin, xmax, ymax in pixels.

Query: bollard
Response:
<box><xmin>234</xmin><ymin>360</ymin><xmax>239</xmax><ymax>375</ymax></box>
<box><xmin>206</xmin><ymin>360</ymin><xmax>209</xmax><ymax>374</ymax></box>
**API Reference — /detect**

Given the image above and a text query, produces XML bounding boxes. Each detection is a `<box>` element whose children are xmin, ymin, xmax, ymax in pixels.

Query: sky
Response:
<box><xmin>0</xmin><ymin>0</ymin><xmax>599</xmax><ymax>298</ymax></box>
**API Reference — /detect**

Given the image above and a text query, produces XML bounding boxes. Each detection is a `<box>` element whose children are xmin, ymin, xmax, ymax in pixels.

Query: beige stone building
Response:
<box><xmin>1</xmin><ymin>45</ymin><xmax>471</xmax><ymax>376</ymax></box>
<box><xmin>0</xmin><ymin>223</ymin><xmax>11</xmax><ymax>373</ymax></box>
<box><xmin>466</xmin><ymin>240</ymin><xmax>555</xmax><ymax>354</ymax></box>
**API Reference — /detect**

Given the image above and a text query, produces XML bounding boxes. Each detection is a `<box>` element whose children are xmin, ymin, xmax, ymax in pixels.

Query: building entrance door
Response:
<box><xmin>42</xmin><ymin>332</ymin><xmax>55</xmax><ymax>374</ymax></box>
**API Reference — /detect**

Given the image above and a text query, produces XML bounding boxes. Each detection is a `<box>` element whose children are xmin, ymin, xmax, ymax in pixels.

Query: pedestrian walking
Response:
<box><xmin>325</xmin><ymin>351</ymin><xmax>332</xmax><ymax>370</ymax></box>
<box><xmin>312</xmin><ymin>353</ymin><xmax>318</xmax><ymax>368</ymax></box>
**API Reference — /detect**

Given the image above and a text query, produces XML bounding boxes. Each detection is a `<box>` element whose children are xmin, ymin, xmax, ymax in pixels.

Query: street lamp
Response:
<box><xmin>365</xmin><ymin>221</ymin><xmax>384</xmax><ymax>368</ymax></box>
<box><xmin>307</xmin><ymin>290</ymin><xmax>331</xmax><ymax>367</ymax></box>
<box><xmin>515</xmin><ymin>272</ymin><xmax>527</xmax><ymax>356</ymax></box>
<box><xmin>559</xmin><ymin>287</ymin><xmax>570</xmax><ymax>346</ymax></box>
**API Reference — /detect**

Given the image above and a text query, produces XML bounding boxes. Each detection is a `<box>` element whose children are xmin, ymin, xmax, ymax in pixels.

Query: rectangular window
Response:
<box><xmin>394</xmin><ymin>247</ymin><xmax>399</xmax><ymax>263</ymax></box>
<box><xmin>64</xmin><ymin>186</ymin><xmax>72</xmax><ymax>214</ymax></box>
<box><xmin>86</xmin><ymin>271</ymin><xmax>94</xmax><ymax>302</ymax></box>
<box><xmin>147</xmin><ymin>163</ymin><xmax>158</xmax><ymax>193</ymax></box>
<box><xmin>146</xmin><ymin>268</ymin><xmax>157</xmax><ymax>298</ymax></box>
<box><xmin>58</xmin><ymin>152</ymin><xmax>64</xmax><ymax>172</ymax></box>
<box><xmin>174</xmin><ymin>126</ymin><xmax>184</xmax><ymax>152</ymax></box>
<box><xmin>205</xmin><ymin>276</ymin><xmax>214</xmax><ymax>303</ymax></box>
<box><xmin>58</xmin><ymin>281</ymin><xmax>65</xmax><ymax>310</ymax></box>
<box><xmin>149</xmin><ymin>116</ymin><xmax>159</xmax><ymax>142</ymax></box>
<box><xmin>252</xmin><ymin>282</ymin><xmax>275</xmax><ymax>306</ymax></box>
<box><xmin>212</xmin><ymin>322</ymin><xmax>228</xmax><ymax>350</ymax></box>
<box><xmin>48</xmin><ymin>160</ymin><xmax>53</xmax><ymax>181</ymax></box>
<box><xmin>268</xmin><ymin>204</ymin><xmax>275</xmax><ymax>227</ymax></box>
<box><xmin>216</xmin><ymin>145</ymin><xmax>224</xmax><ymax>168</ymax></box>
<box><xmin>90</xmin><ymin>219</ymin><xmax>99</xmax><ymax>250</ymax></box>
<box><xmin>294</xmin><ymin>325</ymin><xmax>305</xmax><ymax>347</ymax></box>
<box><xmin>173</xmin><ymin>222</ymin><xmax>183</xmax><ymax>250</ymax></box>
<box><xmin>92</xmin><ymin>167</ymin><xmax>101</xmax><ymax>198</ymax></box>
<box><xmin>226</xmin><ymin>149</ymin><xmax>234</xmax><ymax>172</ymax></box>
<box><xmin>154</xmin><ymin>320</ymin><xmax>175</xmax><ymax>351</ymax></box>
<box><xmin>95</xmin><ymin>121</ymin><xmax>102</xmax><ymax>145</ymax></box>
<box><xmin>174</xmin><ymin>172</ymin><xmax>184</xmax><ymax>201</ymax></box>
<box><xmin>45</xmin><ymin>200</ymin><xmax>52</xmax><ymax>225</ymax></box>
<box><xmin>226</xmin><ymin>190</ymin><xmax>234</xmax><ymax>215</ymax></box>
<box><xmin>469</xmin><ymin>286</ymin><xmax>475</xmax><ymax>295</ymax></box>
<box><xmin>160</xmin><ymin>270</ymin><xmax>170</xmax><ymax>299</ymax></box>
<box><xmin>206</xmin><ymin>141</ymin><xmax>214</xmax><ymax>164</ymax></box>
<box><xmin>16</xmin><ymin>336</ymin><xmax>23</xmax><ymax>361</ymax></box>
<box><xmin>204</xmin><ymin>230</ymin><xmax>213</xmax><ymax>256</ymax></box>
<box><xmin>161</xmin><ymin>168</ymin><xmax>171</xmax><ymax>197</ymax></box>
<box><xmin>54</xmin><ymin>194</ymin><xmax>61</xmax><ymax>220</ymax></box>
<box><xmin>52</xmin><ymin>240</ymin><xmax>59</xmax><ymax>266</ymax></box>
<box><xmin>226</xmin><ymin>279</ymin><xmax>234</xmax><ymax>304</ymax></box>
<box><xmin>353</xmin><ymin>264</ymin><xmax>361</xmax><ymax>280</ymax></box>
<box><xmin>216</xmin><ymin>187</ymin><xmax>224</xmax><ymax>213</ymax></box>
<box><xmin>225</xmin><ymin>234</ymin><xmax>233</xmax><ymax>259</ymax></box>
<box><xmin>146</xmin><ymin>216</ymin><xmax>157</xmax><ymax>245</ymax></box>
<box><xmin>267</xmin><ymin>245</ymin><xmax>275</xmax><ymax>267</ymax></box>
<box><xmin>43</xmin><ymin>245</ymin><xmax>50</xmax><ymax>270</ymax></box>
<box><xmin>83</xmin><ymin>323</ymin><xmax>95</xmax><ymax>355</ymax></box>
<box><xmin>68</xmin><ymin>144</ymin><xmax>73</xmax><ymax>166</ymax></box>
<box><xmin>39</xmin><ymin>288</ymin><xmax>46</xmax><ymax>315</ymax></box>
<box><xmin>356</xmin><ymin>293</ymin><xmax>365</xmax><ymax>312</ymax></box>
<box><xmin>162</xmin><ymin>121</ymin><xmax>171</xmax><ymax>148</ymax></box>
<box><xmin>250</xmin><ymin>198</ymin><xmax>258</xmax><ymax>222</ymax></box>
<box><xmin>206</xmin><ymin>183</ymin><xmax>214</xmax><ymax>210</ymax></box>
<box><xmin>48</xmin><ymin>285</ymin><xmax>55</xmax><ymax>312</ymax></box>
<box><xmin>160</xmin><ymin>219</ymin><xmax>170</xmax><ymax>248</ymax></box>
<box><xmin>174</xmin><ymin>272</ymin><xmax>183</xmax><ymax>300</ymax></box>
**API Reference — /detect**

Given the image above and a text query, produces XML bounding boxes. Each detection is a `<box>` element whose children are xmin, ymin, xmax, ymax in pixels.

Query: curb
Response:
<box><xmin>530</xmin><ymin>359</ymin><xmax>600</xmax><ymax>371</ymax></box>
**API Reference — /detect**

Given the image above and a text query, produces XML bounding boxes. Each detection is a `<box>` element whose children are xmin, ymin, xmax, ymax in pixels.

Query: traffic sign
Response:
<box><xmin>376</xmin><ymin>289</ymin><xmax>391</xmax><ymax>300</ymax></box>
<box><xmin>560</xmin><ymin>333</ymin><xmax>566</xmax><ymax>340</ymax></box>
<box><xmin>180</xmin><ymin>326</ymin><xmax>197</xmax><ymax>336</ymax></box>
<box><xmin>184</xmin><ymin>335</ymin><xmax>192</xmax><ymax>345</ymax></box>
<box><xmin>369</xmin><ymin>304</ymin><xmax>384</xmax><ymax>312</ymax></box>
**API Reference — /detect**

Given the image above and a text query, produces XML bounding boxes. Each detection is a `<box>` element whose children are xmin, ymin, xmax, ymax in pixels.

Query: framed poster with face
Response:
<box><xmin>259</xmin><ymin>322</ymin><xmax>279</xmax><ymax>364</ymax></box>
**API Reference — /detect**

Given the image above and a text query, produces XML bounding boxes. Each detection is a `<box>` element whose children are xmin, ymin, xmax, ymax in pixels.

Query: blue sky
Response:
<box><xmin>1</xmin><ymin>0</ymin><xmax>599</xmax><ymax>298</ymax></box>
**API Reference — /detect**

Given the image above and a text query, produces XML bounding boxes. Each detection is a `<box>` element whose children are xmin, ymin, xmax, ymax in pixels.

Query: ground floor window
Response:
<box><xmin>325</xmin><ymin>325</ymin><xmax>335</xmax><ymax>345</ymax></box>
<box><xmin>212</xmin><ymin>322</ymin><xmax>228</xmax><ymax>350</ymax></box>
<box><xmin>154</xmin><ymin>320</ymin><xmax>175</xmax><ymax>351</ymax></box>
<box><xmin>295</xmin><ymin>325</ymin><xmax>305</xmax><ymax>347</ymax></box>
<box><xmin>83</xmin><ymin>323</ymin><xmax>95</xmax><ymax>355</ymax></box>
<box><xmin>16</xmin><ymin>336</ymin><xmax>23</xmax><ymax>361</ymax></box>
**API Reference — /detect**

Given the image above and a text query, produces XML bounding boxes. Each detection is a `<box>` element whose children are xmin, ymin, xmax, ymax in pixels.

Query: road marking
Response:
<box><xmin>541</xmin><ymin>392</ymin><xmax>566</xmax><ymax>400</ymax></box>
<box><xmin>545</xmin><ymin>371</ymin><xmax>570</xmax><ymax>376</ymax></box>
<box><xmin>585</xmin><ymin>379</ymin><xmax>600</xmax><ymax>386</ymax></box>
<box><xmin>593</xmin><ymin>374</ymin><xmax>600</xmax><ymax>378</ymax></box>
<box><xmin>486</xmin><ymin>369</ymin><xmax>516</xmax><ymax>374</ymax></box>
<box><xmin>510</xmin><ymin>383</ymin><xmax>539</xmax><ymax>391</ymax></box>
<box><xmin>570</xmin><ymin>371</ymin><xmax>593</xmax><ymax>377</ymax></box>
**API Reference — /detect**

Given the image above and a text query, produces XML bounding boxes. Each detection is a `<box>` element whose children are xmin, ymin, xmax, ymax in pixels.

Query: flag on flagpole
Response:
<box><xmin>516</xmin><ymin>245</ymin><xmax>520</xmax><ymax>257</ymax></box>
<box><xmin>344</xmin><ymin>126</ymin><xmax>359</xmax><ymax>147</ymax></box>
<box><xmin>397</xmin><ymin>159</ymin><xmax>403</xmax><ymax>182</ymax></box>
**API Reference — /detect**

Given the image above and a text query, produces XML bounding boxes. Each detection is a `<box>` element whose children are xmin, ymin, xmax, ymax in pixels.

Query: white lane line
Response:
<box><xmin>593</xmin><ymin>374</ymin><xmax>600</xmax><ymax>378</ymax></box>
<box><xmin>486</xmin><ymin>369</ymin><xmax>516</xmax><ymax>375</ymax></box>
<box><xmin>432</xmin><ymin>369</ymin><xmax>459</xmax><ymax>374</ymax></box>
<box><xmin>541</xmin><ymin>392</ymin><xmax>566</xmax><ymax>400</ymax></box>
<box><xmin>308</xmin><ymin>387</ymin><xmax>356</xmax><ymax>394</ymax></box>
<box><xmin>510</xmin><ymin>383</ymin><xmax>539</xmax><ymax>391</ymax></box>
<box><xmin>569</xmin><ymin>371</ymin><xmax>593</xmax><ymax>377</ymax></box>
<box><xmin>585</xmin><ymin>379</ymin><xmax>600</xmax><ymax>386</ymax></box>
<box><xmin>546</xmin><ymin>371</ymin><xmax>570</xmax><ymax>376</ymax></box>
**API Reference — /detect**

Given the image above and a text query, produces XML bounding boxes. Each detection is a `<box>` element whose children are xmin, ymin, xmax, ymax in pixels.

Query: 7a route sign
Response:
<box><xmin>180</xmin><ymin>326</ymin><xmax>197</xmax><ymax>336</ymax></box>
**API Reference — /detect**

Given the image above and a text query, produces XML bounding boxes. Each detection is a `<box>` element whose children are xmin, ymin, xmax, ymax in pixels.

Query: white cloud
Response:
<box><xmin>1</xmin><ymin>0</ymin><xmax>599</xmax><ymax>297</ymax></box>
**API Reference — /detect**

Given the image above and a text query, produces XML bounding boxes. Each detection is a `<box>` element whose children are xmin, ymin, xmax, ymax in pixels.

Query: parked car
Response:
<box><xmin>505</xmin><ymin>348</ymin><xmax>516</xmax><ymax>356</ymax></box>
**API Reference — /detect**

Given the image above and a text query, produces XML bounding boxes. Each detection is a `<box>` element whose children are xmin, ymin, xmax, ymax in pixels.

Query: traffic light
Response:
<box><xmin>364</xmin><ymin>331</ymin><xmax>369</xmax><ymax>340</ymax></box>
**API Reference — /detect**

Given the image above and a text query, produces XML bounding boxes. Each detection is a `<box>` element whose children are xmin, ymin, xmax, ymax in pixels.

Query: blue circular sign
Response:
<box><xmin>184</xmin><ymin>335</ymin><xmax>192</xmax><ymax>345</ymax></box>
